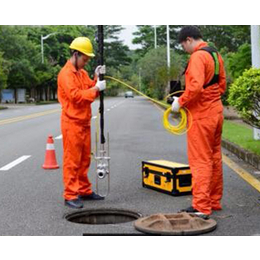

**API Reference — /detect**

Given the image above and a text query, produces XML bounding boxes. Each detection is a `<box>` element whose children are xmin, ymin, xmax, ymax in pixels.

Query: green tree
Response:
<box><xmin>198</xmin><ymin>25</ymin><xmax>250</xmax><ymax>52</ymax></box>
<box><xmin>0</xmin><ymin>51</ymin><xmax>10</xmax><ymax>90</ymax></box>
<box><xmin>227</xmin><ymin>43</ymin><xmax>251</xmax><ymax>80</ymax></box>
<box><xmin>0</xmin><ymin>26</ymin><xmax>42</xmax><ymax>93</ymax></box>
<box><xmin>138</xmin><ymin>46</ymin><xmax>184</xmax><ymax>99</ymax></box>
<box><xmin>132</xmin><ymin>25</ymin><xmax>180</xmax><ymax>57</ymax></box>
<box><xmin>103</xmin><ymin>26</ymin><xmax>131</xmax><ymax>70</ymax></box>
<box><xmin>0</xmin><ymin>25</ymin><xmax>98</xmax><ymax>101</ymax></box>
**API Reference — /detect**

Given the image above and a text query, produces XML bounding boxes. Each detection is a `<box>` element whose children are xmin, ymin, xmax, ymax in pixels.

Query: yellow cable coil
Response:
<box><xmin>105</xmin><ymin>76</ymin><xmax>192</xmax><ymax>135</ymax></box>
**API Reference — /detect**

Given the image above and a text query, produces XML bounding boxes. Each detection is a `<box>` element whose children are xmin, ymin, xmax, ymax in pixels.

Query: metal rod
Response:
<box><xmin>98</xmin><ymin>25</ymin><xmax>106</xmax><ymax>144</ymax></box>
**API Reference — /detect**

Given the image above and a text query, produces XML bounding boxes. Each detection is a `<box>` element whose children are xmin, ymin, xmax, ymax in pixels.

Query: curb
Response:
<box><xmin>221</xmin><ymin>139</ymin><xmax>260</xmax><ymax>170</ymax></box>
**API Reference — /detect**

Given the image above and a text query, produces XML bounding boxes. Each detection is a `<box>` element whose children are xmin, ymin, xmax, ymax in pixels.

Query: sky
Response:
<box><xmin>118</xmin><ymin>25</ymin><xmax>142</xmax><ymax>50</ymax></box>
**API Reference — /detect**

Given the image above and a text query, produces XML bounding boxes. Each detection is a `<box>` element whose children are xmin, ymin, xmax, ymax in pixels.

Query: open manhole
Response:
<box><xmin>65</xmin><ymin>208</ymin><xmax>142</xmax><ymax>225</ymax></box>
<box><xmin>134</xmin><ymin>212</ymin><xmax>217</xmax><ymax>235</ymax></box>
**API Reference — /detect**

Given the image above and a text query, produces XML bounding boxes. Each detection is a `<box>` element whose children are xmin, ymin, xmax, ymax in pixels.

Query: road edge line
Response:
<box><xmin>222</xmin><ymin>154</ymin><xmax>260</xmax><ymax>193</ymax></box>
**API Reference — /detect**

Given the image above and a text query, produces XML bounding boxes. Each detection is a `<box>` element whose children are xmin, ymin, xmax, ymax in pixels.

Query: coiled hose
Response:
<box><xmin>105</xmin><ymin>76</ymin><xmax>192</xmax><ymax>135</ymax></box>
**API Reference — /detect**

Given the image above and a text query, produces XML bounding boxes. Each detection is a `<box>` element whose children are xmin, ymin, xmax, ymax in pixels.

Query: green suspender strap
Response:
<box><xmin>198</xmin><ymin>46</ymin><xmax>220</xmax><ymax>89</ymax></box>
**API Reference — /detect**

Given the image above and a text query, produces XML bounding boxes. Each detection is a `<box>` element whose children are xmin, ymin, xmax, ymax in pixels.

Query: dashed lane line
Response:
<box><xmin>0</xmin><ymin>155</ymin><xmax>31</xmax><ymax>171</ymax></box>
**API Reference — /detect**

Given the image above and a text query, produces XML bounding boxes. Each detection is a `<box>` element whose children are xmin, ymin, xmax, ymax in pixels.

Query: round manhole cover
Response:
<box><xmin>65</xmin><ymin>208</ymin><xmax>142</xmax><ymax>225</ymax></box>
<box><xmin>134</xmin><ymin>212</ymin><xmax>217</xmax><ymax>235</ymax></box>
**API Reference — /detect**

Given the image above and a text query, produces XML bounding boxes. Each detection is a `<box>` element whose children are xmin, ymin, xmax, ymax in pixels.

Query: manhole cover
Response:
<box><xmin>65</xmin><ymin>208</ymin><xmax>142</xmax><ymax>225</ymax></box>
<box><xmin>134</xmin><ymin>212</ymin><xmax>217</xmax><ymax>235</ymax></box>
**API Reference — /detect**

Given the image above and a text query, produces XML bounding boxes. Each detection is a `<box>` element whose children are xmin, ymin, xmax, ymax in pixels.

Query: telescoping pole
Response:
<box><xmin>95</xmin><ymin>25</ymin><xmax>110</xmax><ymax>197</ymax></box>
<box><xmin>98</xmin><ymin>25</ymin><xmax>106</xmax><ymax>144</ymax></box>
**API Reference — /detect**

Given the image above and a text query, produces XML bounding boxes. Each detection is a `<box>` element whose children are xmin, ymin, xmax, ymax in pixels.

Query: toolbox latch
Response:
<box><xmin>144</xmin><ymin>167</ymin><xmax>149</xmax><ymax>178</ymax></box>
<box><xmin>164</xmin><ymin>172</ymin><xmax>172</xmax><ymax>183</ymax></box>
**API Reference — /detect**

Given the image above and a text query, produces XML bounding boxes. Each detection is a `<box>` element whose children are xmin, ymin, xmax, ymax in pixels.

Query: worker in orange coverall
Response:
<box><xmin>171</xmin><ymin>26</ymin><xmax>226</xmax><ymax>218</ymax></box>
<box><xmin>58</xmin><ymin>37</ymin><xmax>106</xmax><ymax>209</ymax></box>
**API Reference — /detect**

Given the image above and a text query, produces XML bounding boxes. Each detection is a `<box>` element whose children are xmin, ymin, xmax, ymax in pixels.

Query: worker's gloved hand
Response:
<box><xmin>95</xmin><ymin>65</ymin><xmax>106</xmax><ymax>77</ymax></box>
<box><xmin>96</xmin><ymin>79</ymin><xmax>106</xmax><ymax>92</ymax></box>
<box><xmin>171</xmin><ymin>97</ymin><xmax>180</xmax><ymax>112</ymax></box>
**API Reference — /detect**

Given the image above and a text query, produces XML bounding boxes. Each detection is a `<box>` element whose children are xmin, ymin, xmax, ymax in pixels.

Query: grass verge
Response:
<box><xmin>223</xmin><ymin>120</ymin><xmax>260</xmax><ymax>156</ymax></box>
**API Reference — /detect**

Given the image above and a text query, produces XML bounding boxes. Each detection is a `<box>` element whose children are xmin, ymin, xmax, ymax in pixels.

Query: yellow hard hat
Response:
<box><xmin>69</xmin><ymin>37</ymin><xmax>95</xmax><ymax>57</ymax></box>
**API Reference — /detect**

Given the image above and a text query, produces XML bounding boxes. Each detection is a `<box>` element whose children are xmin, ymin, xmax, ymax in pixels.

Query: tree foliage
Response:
<box><xmin>0</xmin><ymin>25</ymin><xmax>256</xmax><ymax>107</ymax></box>
<box><xmin>138</xmin><ymin>46</ymin><xmax>184</xmax><ymax>99</ymax></box>
<box><xmin>0</xmin><ymin>51</ymin><xmax>10</xmax><ymax>90</ymax></box>
<box><xmin>0</xmin><ymin>25</ymin><xmax>131</xmax><ymax>101</ymax></box>
<box><xmin>227</xmin><ymin>43</ymin><xmax>251</xmax><ymax>80</ymax></box>
<box><xmin>133</xmin><ymin>25</ymin><xmax>180</xmax><ymax>57</ymax></box>
<box><xmin>198</xmin><ymin>25</ymin><xmax>250</xmax><ymax>52</ymax></box>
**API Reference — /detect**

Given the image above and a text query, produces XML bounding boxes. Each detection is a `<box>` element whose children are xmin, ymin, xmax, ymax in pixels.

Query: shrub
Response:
<box><xmin>228</xmin><ymin>67</ymin><xmax>260</xmax><ymax>129</ymax></box>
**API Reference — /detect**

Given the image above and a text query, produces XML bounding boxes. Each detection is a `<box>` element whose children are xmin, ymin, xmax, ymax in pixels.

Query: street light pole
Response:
<box><xmin>154</xmin><ymin>25</ymin><xmax>157</xmax><ymax>49</ymax></box>
<box><xmin>166</xmin><ymin>25</ymin><xmax>170</xmax><ymax>69</ymax></box>
<box><xmin>41</xmin><ymin>35</ymin><xmax>44</xmax><ymax>63</ymax></box>
<box><xmin>166</xmin><ymin>25</ymin><xmax>171</xmax><ymax>92</ymax></box>
<box><xmin>139</xmin><ymin>67</ymin><xmax>142</xmax><ymax>91</ymax></box>
<box><xmin>41</xmin><ymin>32</ymin><xmax>57</xmax><ymax>64</ymax></box>
<box><xmin>250</xmin><ymin>25</ymin><xmax>260</xmax><ymax>140</ymax></box>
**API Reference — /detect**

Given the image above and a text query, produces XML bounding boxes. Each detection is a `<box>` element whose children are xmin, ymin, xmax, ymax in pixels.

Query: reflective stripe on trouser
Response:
<box><xmin>187</xmin><ymin>111</ymin><xmax>223</xmax><ymax>215</ymax></box>
<box><xmin>61</xmin><ymin>120</ymin><xmax>92</xmax><ymax>200</ymax></box>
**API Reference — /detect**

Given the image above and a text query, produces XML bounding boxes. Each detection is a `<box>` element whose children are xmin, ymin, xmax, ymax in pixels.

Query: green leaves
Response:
<box><xmin>228</xmin><ymin>68</ymin><xmax>260</xmax><ymax>129</ymax></box>
<box><xmin>198</xmin><ymin>25</ymin><xmax>250</xmax><ymax>52</ymax></box>
<box><xmin>137</xmin><ymin>46</ymin><xmax>184</xmax><ymax>100</ymax></box>
<box><xmin>0</xmin><ymin>25</ymin><xmax>131</xmax><ymax>99</ymax></box>
<box><xmin>0</xmin><ymin>51</ymin><xmax>10</xmax><ymax>90</ymax></box>
<box><xmin>227</xmin><ymin>43</ymin><xmax>251</xmax><ymax>80</ymax></box>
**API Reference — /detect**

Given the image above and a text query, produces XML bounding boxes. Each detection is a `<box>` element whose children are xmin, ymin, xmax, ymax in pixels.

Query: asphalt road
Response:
<box><xmin>0</xmin><ymin>97</ymin><xmax>260</xmax><ymax>235</ymax></box>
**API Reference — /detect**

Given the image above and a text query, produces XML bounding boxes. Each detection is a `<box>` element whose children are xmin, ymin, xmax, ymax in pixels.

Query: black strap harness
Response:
<box><xmin>183</xmin><ymin>46</ymin><xmax>220</xmax><ymax>89</ymax></box>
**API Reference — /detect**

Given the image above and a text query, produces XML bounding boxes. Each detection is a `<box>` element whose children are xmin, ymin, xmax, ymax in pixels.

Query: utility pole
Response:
<box><xmin>250</xmin><ymin>25</ymin><xmax>260</xmax><ymax>140</ymax></box>
<box><xmin>154</xmin><ymin>25</ymin><xmax>157</xmax><ymax>49</ymax></box>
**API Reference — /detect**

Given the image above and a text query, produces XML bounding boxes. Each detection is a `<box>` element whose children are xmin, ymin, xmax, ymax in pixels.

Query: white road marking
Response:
<box><xmin>86</xmin><ymin>100</ymin><xmax>126</xmax><ymax>121</ymax></box>
<box><xmin>54</xmin><ymin>135</ymin><xmax>62</xmax><ymax>140</ymax></box>
<box><xmin>0</xmin><ymin>155</ymin><xmax>31</xmax><ymax>171</ymax></box>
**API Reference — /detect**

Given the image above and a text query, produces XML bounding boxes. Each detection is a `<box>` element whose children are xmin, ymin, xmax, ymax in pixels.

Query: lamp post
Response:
<box><xmin>166</xmin><ymin>25</ymin><xmax>171</xmax><ymax>91</ymax></box>
<box><xmin>154</xmin><ymin>25</ymin><xmax>157</xmax><ymax>49</ymax></box>
<box><xmin>250</xmin><ymin>25</ymin><xmax>260</xmax><ymax>140</ymax></box>
<box><xmin>41</xmin><ymin>32</ymin><xmax>57</xmax><ymax>64</ymax></box>
<box><xmin>139</xmin><ymin>67</ymin><xmax>142</xmax><ymax>91</ymax></box>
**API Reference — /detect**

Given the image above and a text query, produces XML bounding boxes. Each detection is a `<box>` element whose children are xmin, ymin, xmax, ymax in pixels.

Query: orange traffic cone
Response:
<box><xmin>42</xmin><ymin>135</ymin><xmax>59</xmax><ymax>169</ymax></box>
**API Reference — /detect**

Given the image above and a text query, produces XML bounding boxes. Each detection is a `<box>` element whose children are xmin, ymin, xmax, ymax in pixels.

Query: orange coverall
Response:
<box><xmin>58</xmin><ymin>60</ymin><xmax>99</xmax><ymax>200</ymax></box>
<box><xmin>179</xmin><ymin>42</ymin><xmax>226</xmax><ymax>215</ymax></box>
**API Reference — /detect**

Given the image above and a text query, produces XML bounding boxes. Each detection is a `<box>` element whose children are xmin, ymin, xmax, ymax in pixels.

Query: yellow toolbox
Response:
<box><xmin>142</xmin><ymin>160</ymin><xmax>192</xmax><ymax>196</ymax></box>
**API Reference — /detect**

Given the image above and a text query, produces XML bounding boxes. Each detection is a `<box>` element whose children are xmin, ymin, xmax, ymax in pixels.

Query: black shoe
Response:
<box><xmin>65</xmin><ymin>198</ymin><xmax>83</xmax><ymax>209</ymax></box>
<box><xmin>78</xmin><ymin>192</ymin><xmax>105</xmax><ymax>201</ymax></box>
<box><xmin>180</xmin><ymin>206</ymin><xmax>209</xmax><ymax>220</ymax></box>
